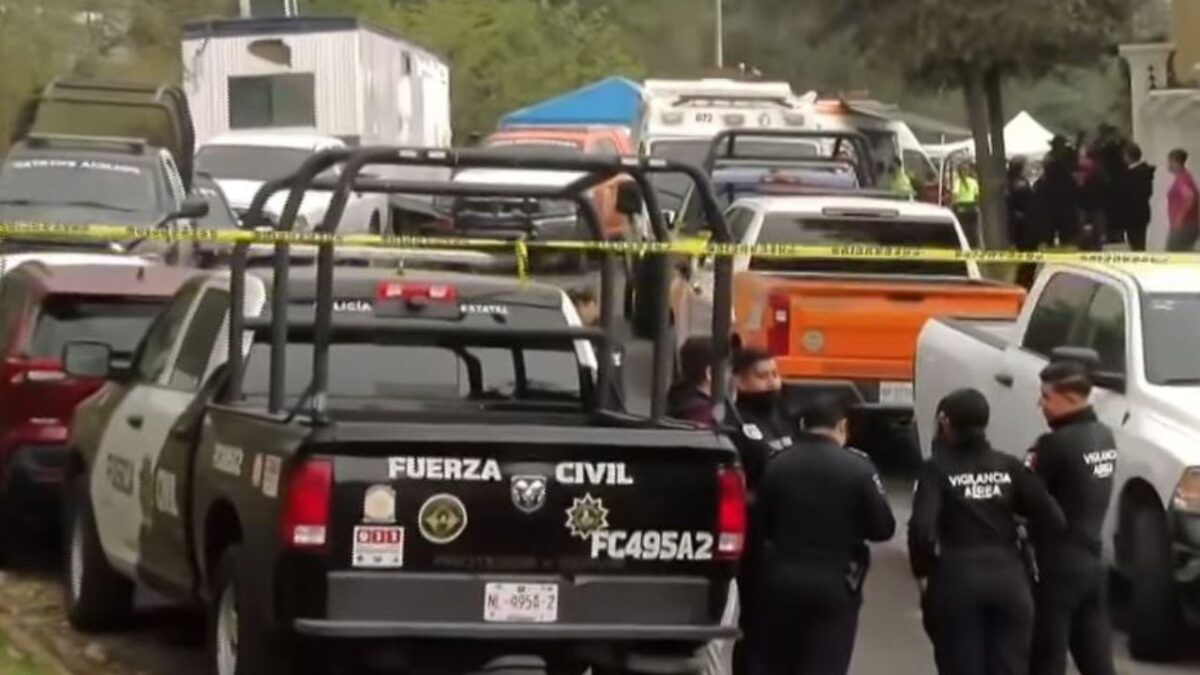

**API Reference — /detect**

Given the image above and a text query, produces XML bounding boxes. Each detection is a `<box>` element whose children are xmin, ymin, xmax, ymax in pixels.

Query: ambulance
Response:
<box><xmin>638</xmin><ymin>78</ymin><xmax>819</xmax><ymax>212</ymax></box>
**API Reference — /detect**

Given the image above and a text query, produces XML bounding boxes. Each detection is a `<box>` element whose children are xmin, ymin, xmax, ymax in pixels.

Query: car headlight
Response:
<box><xmin>1173</xmin><ymin>467</ymin><xmax>1200</xmax><ymax>512</ymax></box>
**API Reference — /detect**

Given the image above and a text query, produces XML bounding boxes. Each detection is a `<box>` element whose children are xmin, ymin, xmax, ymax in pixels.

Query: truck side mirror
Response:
<box><xmin>1093</xmin><ymin>371</ymin><xmax>1126</xmax><ymax>393</ymax></box>
<box><xmin>176</xmin><ymin>195</ymin><xmax>210</xmax><ymax>220</ymax></box>
<box><xmin>63</xmin><ymin>340</ymin><xmax>113</xmax><ymax>379</ymax></box>
<box><xmin>1048</xmin><ymin>346</ymin><xmax>1101</xmax><ymax>370</ymax></box>
<box><xmin>661</xmin><ymin>209</ymin><xmax>678</xmax><ymax>228</ymax></box>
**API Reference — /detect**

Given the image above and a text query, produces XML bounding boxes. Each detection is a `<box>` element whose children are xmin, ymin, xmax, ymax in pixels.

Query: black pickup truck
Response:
<box><xmin>59</xmin><ymin>147</ymin><xmax>745</xmax><ymax>675</ymax></box>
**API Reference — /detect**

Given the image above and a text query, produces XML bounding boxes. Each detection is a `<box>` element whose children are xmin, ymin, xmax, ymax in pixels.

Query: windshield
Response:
<box><xmin>0</xmin><ymin>157</ymin><xmax>158</xmax><ymax>212</ymax></box>
<box><xmin>1142</xmin><ymin>294</ymin><xmax>1200</xmax><ymax>385</ymax></box>
<box><xmin>646</xmin><ymin>139</ymin><xmax>710</xmax><ymax>209</ymax></box>
<box><xmin>241</xmin><ymin>342</ymin><xmax>583</xmax><ymax>405</ymax></box>
<box><xmin>749</xmin><ymin>214</ymin><xmax>970</xmax><ymax>276</ymax></box>
<box><xmin>195</xmin><ymin>145</ymin><xmax>314</xmax><ymax>183</ymax></box>
<box><xmin>30</xmin><ymin>295</ymin><xmax>168</xmax><ymax>360</ymax></box>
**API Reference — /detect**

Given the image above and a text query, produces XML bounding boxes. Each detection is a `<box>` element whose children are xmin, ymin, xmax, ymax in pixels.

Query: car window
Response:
<box><xmin>167</xmin><ymin>288</ymin><xmax>230</xmax><ymax>391</ymax></box>
<box><xmin>1078</xmin><ymin>283</ymin><xmax>1126</xmax><ymax>375</ymax></box>
<box><xmin>132</xmin><ymin>284</ymin><xmax>201</xmax><ymax>384</ymax></box>
<box><xmin>1021</xmin><ymin>272</ymin><xmax>1098</xmax><ymax>357</ymax></box>
<box><xmin>30</xmin><ymin>295</ymin><xmax>169</xmax><ymax>363</ymax></box>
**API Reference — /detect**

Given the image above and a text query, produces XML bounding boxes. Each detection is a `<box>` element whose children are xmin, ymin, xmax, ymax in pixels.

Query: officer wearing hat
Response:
<box><xmin>910</xmin><ymin>389</ymin><xmax>1065</xmax><ymax>674</ymax></box>
<box><xmin>756</xmin><ymin>394</ymin><xmax>895</xmax><ymax>675</ymax></box>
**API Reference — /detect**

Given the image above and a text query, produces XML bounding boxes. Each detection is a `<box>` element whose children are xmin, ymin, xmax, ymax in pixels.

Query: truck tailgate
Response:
<box><xmin>772</xmin><ymin>278</ymin><xmax>1025</xmax><ymax>380</ymax></box>
<box><xmin>322</xmin><ymin>424</ymin><xmax>740</xmax><ymax>576</ymax></box>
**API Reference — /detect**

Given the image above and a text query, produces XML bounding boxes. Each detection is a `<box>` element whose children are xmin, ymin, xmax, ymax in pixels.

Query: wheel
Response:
<box><xmin>62</xmin><ymin>475</ymin><xmax>133</xmax><ymax>631</ymax></box>
<box><xmin>209</xmin><ymin>545</ymin><xmax>317</xmax><ymax>675</ymax></box>
<box><xmin>1127</xmin><ymin>504</ymin><xmax>1184</xmax><ymax>661</ymax></box>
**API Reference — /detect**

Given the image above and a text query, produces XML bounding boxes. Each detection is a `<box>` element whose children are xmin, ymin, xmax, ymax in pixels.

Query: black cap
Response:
<box><xmin>936</xmin><ymin>388</ymin><xmax>990</xmax><ymax>432</ymax></box>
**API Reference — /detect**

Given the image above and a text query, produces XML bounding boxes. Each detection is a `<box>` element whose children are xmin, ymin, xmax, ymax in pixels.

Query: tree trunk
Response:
<box><xmin>960</xmin><ymin>64</ymin><xmax>1008</xmax><ymax>248</ymax></box>
<box><xmin>983</xmin><ymin>67</ymin><xmax>1010</xmax><ymax>248</ymax></box>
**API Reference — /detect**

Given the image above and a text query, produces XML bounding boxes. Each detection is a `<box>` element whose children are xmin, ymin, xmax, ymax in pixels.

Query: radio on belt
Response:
<box><xmin>374</xmin><ymin>280</ymin><xmax>461</xmax><ymax>319</ymax></box>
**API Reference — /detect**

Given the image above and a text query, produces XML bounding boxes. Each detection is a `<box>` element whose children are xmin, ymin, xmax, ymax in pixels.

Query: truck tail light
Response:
<box><xmin>716</xmin><ymin>465</ymin><xmax>747</xmax><ymax>561</ymax></box>
<box><xmin>767</xmin><ymin>293</ymin><xmax>790</xmax><ymax>354</ymax></box>
<box><xmin>377</xmin><ymin>280</ymin><xmax>458</xmax><ymax>302</ymax></box>
<box><xmin>5</xmin><ymin>357</ymin><xmax>66</xmax><ymax>385</ymax></box>
<box><xmin>280</xmin><ymin>459</ymin><xmax>332</xmax><ymax>550</ymax></box>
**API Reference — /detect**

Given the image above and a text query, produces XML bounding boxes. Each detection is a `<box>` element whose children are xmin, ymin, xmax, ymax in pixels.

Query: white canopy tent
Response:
<box><xmin>924</xmin><ymin>110</ymin><xmax>1057</xmax><ymax>162</ymax></box>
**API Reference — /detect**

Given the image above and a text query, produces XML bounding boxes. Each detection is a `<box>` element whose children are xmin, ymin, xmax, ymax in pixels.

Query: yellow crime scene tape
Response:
<box><xmin>0</xmin><ymin>221</ymin><xmax>1196</xmax><ymax>281</ymax></box>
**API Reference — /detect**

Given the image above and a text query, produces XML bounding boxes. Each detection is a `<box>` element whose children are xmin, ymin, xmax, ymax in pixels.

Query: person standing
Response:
<box><xmin>1125</xmin><ymin>144</ymin><xmax>1155</xmax><ymax>251</ymax></box>
<box><xmin>910</xmin><ymin>389</ymin><xmax>1065</xmax><ymax>675</ymax></box>
<box><xmin>726</xmin><ymin>346</ymin><xmax>793</xmax><ymax>675</ymax></box>
<box><xmin>667</xmin><ymin>336</ymin><xmax>719</xmax><ymax>426</ymax></box>
<box><xmin>952</xmin><ymin>161</ymin><xmax>981</xmax><ymax>247</ymax></box>
<box><xmin>1166</xmin><ymin>148</ymin><xmax>1199</xmax><ymax>251</ymax></box>
<box><xmin>1028</xmin><ymin>360</ymin><xmax>1118</xmax><ymax>675</ymax></box>
<box><xmin>755</xmin><ymin>395</ymin><xmax>895</xmax><ymax>675</ymax></box>
<box><xmin>1007</xmin><ymin>157</ymin><xmax>1039</xmax><ymax>289</ymax></box>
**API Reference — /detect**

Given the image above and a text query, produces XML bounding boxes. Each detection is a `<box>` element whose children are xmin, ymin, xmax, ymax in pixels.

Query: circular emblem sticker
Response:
<box><xmin>802</xmin><ymin>329</ymin><xmax>825</xmax><ymax>353</ymax></box>
<box><xmin>418</xmin><ymin>493</ymin><xmax>467</xmax><ymax>544</ymax></box>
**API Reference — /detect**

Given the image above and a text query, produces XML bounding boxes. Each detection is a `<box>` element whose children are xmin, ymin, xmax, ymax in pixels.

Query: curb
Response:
<box><xmin>0</xmin><ymin>612</ymin><xmax>76</xmax><ymax>675</ymax></box>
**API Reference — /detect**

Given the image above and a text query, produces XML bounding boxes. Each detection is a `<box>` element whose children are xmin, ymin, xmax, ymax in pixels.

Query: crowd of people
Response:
<box><xmin>664</xmin><ymin>334</ymin><xmax>1119</xmax><ymax>675</ymax></box>
<box><xmin>1000</xmin><ymin>126</ymin><xmax>1199</xmax><ymax>255</ymax></box>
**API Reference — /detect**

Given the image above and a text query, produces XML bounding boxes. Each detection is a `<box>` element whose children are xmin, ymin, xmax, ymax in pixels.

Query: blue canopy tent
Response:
<box><xmin>498</xmin><ymin>77</ymin><xmax>645</xmax><ymax>129</ymax></box>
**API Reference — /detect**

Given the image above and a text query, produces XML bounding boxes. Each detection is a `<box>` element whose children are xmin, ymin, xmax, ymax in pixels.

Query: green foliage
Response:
<box><xmin>303</xmin><ymin>0</ymin><xmax>646</xmax><ymax>138</ymax></box>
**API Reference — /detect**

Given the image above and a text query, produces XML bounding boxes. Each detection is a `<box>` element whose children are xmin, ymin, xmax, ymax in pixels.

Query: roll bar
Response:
<box><xmin>704</xmin><ymin>128</ymin><xmax>878</xmax><ymax>187</ymax></box>
<box><xmin>230</xmin><ymin>146</ymin><xmax>736</xmax><ymax>425</ymax></box>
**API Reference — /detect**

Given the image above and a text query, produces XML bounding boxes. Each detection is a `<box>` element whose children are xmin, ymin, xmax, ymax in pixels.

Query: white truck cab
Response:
<box><xmin>914</xmin><ymin>262</ymin><xmax>1200</xmax><ymax>661</ymax></box>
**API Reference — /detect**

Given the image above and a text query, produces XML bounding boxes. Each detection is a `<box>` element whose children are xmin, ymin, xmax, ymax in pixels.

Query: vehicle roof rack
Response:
<box><xmin>704</xmin><ymin>128</ymin><xmax>879</xmax><ymax>188</ymax></box>
<box><xmin>227</xmin><ymin>146</ymin><xmax>735</xmax><ymax>426</ymax></box>
<box><xmin>10</xmin><ymin>77</ymin><xmax>196</xmax><ymax>190</ymax></box>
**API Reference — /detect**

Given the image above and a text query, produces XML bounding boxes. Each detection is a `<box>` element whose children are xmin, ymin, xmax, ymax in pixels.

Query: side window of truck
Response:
<box><xmin>1078</xmin><ymin>283</ymin><xmax>1126</xmax><ymax>374</ymax></box>
<box><xmin>133</xmin><ymin>285</ymin><xmax>201</xmax><ymax>384</ymax></box>
<box><xmin>725</xmin><ymin>207</ymin><xmax>756</xmax><ymax>242</ymax></box>
<box><xmin>1021</xmin><ymin>272</ymin><xmax>1098</xmax><ymax>357</ymax></box>
<box><xmin>167</xmin><ymin>288</ymin><xmax>231</xmax><ymax>391</ymax></box>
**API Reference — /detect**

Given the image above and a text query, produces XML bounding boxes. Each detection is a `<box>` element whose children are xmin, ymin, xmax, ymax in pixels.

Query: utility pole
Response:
<box><xmin>715</xmin><ymin>0</ymin><xmax>724</xmax><ymax>69</ymax></box>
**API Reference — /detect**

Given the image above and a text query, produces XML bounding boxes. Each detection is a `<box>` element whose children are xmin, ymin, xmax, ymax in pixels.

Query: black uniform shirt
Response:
<box><xmin>759</xmin><ymin>431</ymin><xmax>896</xmax><ymax>566</ymax></box>
<box><xmin>729</xmin><ymin>392</ymin><xmax>795</xmax><ymax>493</ymax></box>
<box><xmin>1026</xmin><ymin>406</ymin><xmax>1116</xmax><ymax>562</ymax></box>
<box><xmin>909</xmin><ymin>435</ymin><xmax>1065</xmax><ymax>579</ymax></box>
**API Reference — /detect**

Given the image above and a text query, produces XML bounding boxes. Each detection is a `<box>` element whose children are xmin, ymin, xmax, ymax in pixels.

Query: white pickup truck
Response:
<box><xmin>914</xmin><ymin>262</ymin><xmax>1200</xmax><ymax>662</ymax></box>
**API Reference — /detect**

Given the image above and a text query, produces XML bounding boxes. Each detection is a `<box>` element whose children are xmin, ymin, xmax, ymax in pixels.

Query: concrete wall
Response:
<box><xmin>1173</xmin><ymin>0</ymin><xmax>1200</xmax><ymax>85</ymax></box>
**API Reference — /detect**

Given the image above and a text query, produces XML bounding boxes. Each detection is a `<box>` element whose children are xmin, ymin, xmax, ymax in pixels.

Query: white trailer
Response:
<box><xmin>181</xmin><ymin>16</ymin><xmax>452</xmax><ymax>217</ymax></box>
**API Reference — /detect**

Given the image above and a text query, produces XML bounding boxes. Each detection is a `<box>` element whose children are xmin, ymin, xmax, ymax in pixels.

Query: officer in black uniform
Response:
<box><xmin>726</xmin><ymin>346</ymin><xmax>794</xmax><ymax>675</ymax></box>
<box><xmin>1028</xmin><ymin>360</ymin><xmax>1118</xmax><ymax>675</ymax></box>
<box><xmin>756</xmin><ymin>395</ymin><xmax>896</xmax><ymax>675</ymax></box>
<box><xmin>910</xmin><ymin>388</ymin><xmax>1065</xmax><ymax>675</ymax></box>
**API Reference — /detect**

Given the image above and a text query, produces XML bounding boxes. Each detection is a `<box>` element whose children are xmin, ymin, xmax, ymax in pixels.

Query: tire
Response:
<box><xmin>62</xmin><ymin>475</ymin><xmax>134</xmax><ymax>631</ymax></box>
<box><xmin>1127</xmin><ymin>504</ymin><xmax>1184</xmax><ymax>662</ymax></box>
<box><xmin>209</xmin><ymin>545</ymin><xmax>317</xmax><ymax>675</ymax></box>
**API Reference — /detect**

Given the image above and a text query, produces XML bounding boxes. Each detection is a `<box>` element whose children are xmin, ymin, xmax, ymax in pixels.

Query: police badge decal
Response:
<box><xmin>510</xmin><ymin>475</ymin><xmax>547</xmax><ymax>514</ymax></box>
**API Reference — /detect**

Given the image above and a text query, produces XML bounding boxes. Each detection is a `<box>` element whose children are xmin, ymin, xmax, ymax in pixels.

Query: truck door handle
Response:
<box><xmin>126</xmin><ymin>414</ymin><xmax>144</xmax><ymax>429</ymax></box>
<box><xmin>994</xmin><ymin>372</ymin><xmax>1014</xmax><ymax>388</ymax></box>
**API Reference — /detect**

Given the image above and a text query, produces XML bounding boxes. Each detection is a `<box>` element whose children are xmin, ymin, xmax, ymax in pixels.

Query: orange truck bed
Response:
<box><xmin>734</xmin><ymin>273</ymin><xmax>1026</xmax><ymax>401</ymax></box>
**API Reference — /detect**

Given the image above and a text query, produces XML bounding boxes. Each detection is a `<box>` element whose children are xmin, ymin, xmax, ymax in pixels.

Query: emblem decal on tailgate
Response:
<box><xmin>510</xmin><ymin>475</ymin><xmax>547</xmax><ymax>514</ymax></box>
<box><xmin>565</xmin><ymin>494</ymin><xmax>609</xmax><ymax>540</ymax></box>
<box><xmin>352</xmin><ymin>526</ymin><xmax>405</xmax><ymax>568</ymax></box>
<box><xmin>363</xmin><ymin>484</ymin><xmax>397</xmax><ymax>523</ymax></box>
<box><xmin>418</xmin><ymin>494</ymin><xmax>468</xmax><ymax>544</ymax></box>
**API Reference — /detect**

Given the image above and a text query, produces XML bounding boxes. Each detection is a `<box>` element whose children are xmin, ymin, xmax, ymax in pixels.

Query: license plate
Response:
<box><xmin>879</xmin><ymin>381</ymin><xmax>914</xmax><ymax>405</ymax></box>
<box><xmin>483</xmin><ymin>583</ymin><xmax>558</xmax><ymax>623</ymax></box>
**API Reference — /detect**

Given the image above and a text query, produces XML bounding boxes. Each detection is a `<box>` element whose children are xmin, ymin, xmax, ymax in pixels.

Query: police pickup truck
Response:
<box><xmin>60</xmin><ymin>265</ymin><xmax>744</xmax><ymax>675</ymax></box>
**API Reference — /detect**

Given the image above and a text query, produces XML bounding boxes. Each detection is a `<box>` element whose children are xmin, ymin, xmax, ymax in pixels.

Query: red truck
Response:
<box><xmin>0</xmin><ymin>253</ymin><xmax>195</xmax><ymax>559</ymax></box>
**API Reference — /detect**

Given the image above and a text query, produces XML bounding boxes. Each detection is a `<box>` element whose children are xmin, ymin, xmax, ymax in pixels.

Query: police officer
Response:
<box><xmin>910</xmin><ymin>388</ymin><xmax>1065</xmax><ymax>675</ymax></box>
<box><xmin>757</xmin><ymin>395</ymin><xmax>896</xmax><ymax>675</ymax></box>
<box><xmin>726</xmin><ymin>346</ymin><xmax>793</xmax><ymax>675</ymax></box>
<box><xmin>1028</xmin><ymin>360</ymin><xmax>1118</xmax><ymax>675</ymax></box>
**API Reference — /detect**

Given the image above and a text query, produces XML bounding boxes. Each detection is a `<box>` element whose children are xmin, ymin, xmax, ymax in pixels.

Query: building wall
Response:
<box><xmin>1174</xmin><ymin>0</ymin><xmax>1200</xmax><ymax>84</ymax></box>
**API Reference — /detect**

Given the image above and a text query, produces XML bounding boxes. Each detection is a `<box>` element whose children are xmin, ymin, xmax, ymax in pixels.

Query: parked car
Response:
<box><xmin>914</xmin><ymin>262</ymin><xmax>1200</xmax><ymax>661</ymax></box>
<box><xmin>0</xmin><ymin>255</ymin><xmax>197</xmax><ymax>559</ymax></box>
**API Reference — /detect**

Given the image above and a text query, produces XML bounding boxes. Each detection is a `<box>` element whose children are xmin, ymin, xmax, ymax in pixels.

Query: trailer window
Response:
<box><xmin>229</xmin><ymin>74</ymin><xmax>316</xmax><ymax>129</ymax></box>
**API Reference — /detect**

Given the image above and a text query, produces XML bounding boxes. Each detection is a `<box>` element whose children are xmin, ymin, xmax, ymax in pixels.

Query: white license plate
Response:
<box><xmin>483</xmin><ymin>583</ymin><xmax>559</xmax><ymax>623</ymax></box>
<box><xmin>879</xmin><ymin>381</ymin><xmax>914</xmax><ymax>405</ymax></box>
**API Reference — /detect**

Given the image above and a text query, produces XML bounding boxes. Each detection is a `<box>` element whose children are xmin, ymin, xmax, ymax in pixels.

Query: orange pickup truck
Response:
<box><xmin>671</xmin><ymin>195</ymin><xmax>1026</xmax><ymax>468</ymax></box>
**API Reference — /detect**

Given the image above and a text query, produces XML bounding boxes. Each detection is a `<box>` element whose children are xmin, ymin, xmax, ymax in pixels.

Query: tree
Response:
<box><xmin>303</xmin><ymin>0</ymin><xmax>646</xmax><ymax>138</ymax></box>
<box><xmin>757</xmin><ymin>0</ymin><xmax>1134</xmax><ymax>248</ymax></box>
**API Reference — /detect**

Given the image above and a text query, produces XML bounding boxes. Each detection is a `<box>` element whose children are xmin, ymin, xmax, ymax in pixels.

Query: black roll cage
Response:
<box><xmin>226</xmin><ymin>146</ymin><xmax>736</xmax><ymax>425</ymax></box>
<box><xmin>703</xmin><ymin>128</ymin><xmax>879</xmax><ymax>188</ymax></box>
